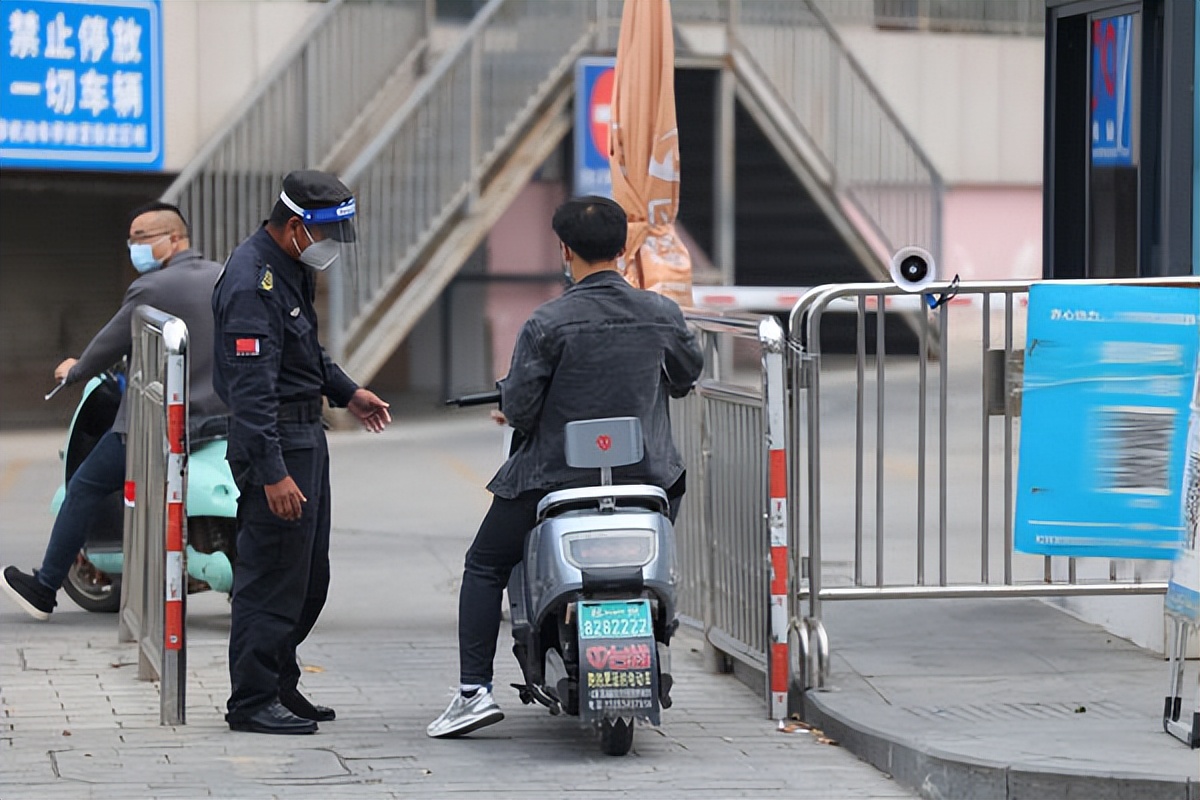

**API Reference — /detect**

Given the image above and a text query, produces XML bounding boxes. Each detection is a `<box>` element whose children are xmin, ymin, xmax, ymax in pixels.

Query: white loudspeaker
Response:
<box><xmin>889</xmin><ymin>246</ymin><xmax>937</xmax><ymax>292</ymax></box>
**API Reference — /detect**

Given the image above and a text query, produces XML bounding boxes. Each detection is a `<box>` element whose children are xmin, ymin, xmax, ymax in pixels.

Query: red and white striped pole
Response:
<box><xmin>164</xmin><ymin>351</ymin><xmax>186</xmax><ymax>656</ymax></box>
<box><xmin>761</xmin><ymin>317</ymin><xmax>790</xmax><ymax>721</ymax></box>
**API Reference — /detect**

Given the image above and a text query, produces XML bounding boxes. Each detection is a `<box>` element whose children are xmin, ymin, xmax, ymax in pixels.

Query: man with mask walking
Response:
<box><xmin>3</xmin><ymin>201</ymin><xmax>226</xmax><ymax>620</ymax></box>
<box><xmin>212</xmin><ymin>170</ymin><xmax>391</xmax><ymax>735</ymax></box>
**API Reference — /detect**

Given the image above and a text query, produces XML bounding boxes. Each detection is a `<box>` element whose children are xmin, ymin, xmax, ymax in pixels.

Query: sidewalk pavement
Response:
<box><xmin>802</xmin><ymin>598</ymin><xmax>1200</xmax><ymax>800</ymax></box>
<box><xmin>2</xmin><ymin>415</ymin><xmax>1197</xmax><ymax>799</ymax></box>
<box><xmin>0</xmin><ymin>418</ymin><xmax>913</xmax><ymax>800</ymax></box>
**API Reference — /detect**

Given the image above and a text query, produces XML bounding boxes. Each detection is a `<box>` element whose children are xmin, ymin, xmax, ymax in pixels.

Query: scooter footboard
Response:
<box><xmin>577</xmin><ymin>598</ymin><xmax>660</xmax><ymax>726</ymax></box>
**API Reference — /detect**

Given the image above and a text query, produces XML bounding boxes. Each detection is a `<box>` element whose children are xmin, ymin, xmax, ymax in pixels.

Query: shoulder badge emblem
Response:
<box><xmin>259</xmin><ymin>268</ymin><xmax>273</xmax><ymax>291</ymax></box>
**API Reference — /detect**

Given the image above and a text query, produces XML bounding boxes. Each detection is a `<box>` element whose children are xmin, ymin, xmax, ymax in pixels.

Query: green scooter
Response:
<box><xmin>51</xmin><ymin>368</ymin><xmax>239</xmax><ymax>612</ymax></box>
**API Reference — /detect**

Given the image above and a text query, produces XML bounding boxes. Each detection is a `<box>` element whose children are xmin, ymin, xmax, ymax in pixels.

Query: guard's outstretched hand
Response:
<box><xmin>348</xmin><ymin>388</ymin><xmax>391</xmax><ymax>433</ymax></box>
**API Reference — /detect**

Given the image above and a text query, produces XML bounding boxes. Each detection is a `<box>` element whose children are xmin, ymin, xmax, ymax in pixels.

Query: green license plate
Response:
<box><xmin>577</xmin><ymin>599</ymin><xmax>653</xmax><ymax>640</ymax></box>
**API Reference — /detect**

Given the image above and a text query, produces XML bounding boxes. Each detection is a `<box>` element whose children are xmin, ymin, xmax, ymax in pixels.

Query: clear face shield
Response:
<box><xmin>280</xmin><ymin>191</ymin><xmax>358</xmax><ymax>273</ymax></box>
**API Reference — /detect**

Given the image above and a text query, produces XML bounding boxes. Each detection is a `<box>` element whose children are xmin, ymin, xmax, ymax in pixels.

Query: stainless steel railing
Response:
<box><xmin>787</xmin><ymin>280</ymin><xmax>1191</xmax><ymax>688</ymax></box>
<box><xmin>337</xmin><ymin>0</ymin><xmax>596</xmax><ymax>360</ymax></box>
<box><xmin>672</xmin><ymin>310</ymin><xmax>792</xmax><ymax>718</ymax></box>
<box><xmin>814</xmin><ymin>0</ymin><xmax>1045</xmax><ymax>36</ymax></box>
<box><xmin>161</xmin><ymin>0</ymin><xmax>430</xmax><ymax>264</ymax></box>
<box><xmin>119</xmin><ymin>305</ymin><xmax>189</xmax><ymax>725</ymax></box>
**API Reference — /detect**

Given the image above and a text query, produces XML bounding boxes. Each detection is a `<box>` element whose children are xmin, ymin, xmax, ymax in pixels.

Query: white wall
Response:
<box><xmin>837</xmin><ymin>28</ymin><xmax>1044</xmax><ymax>186</ymax></box>
<box><xmin>160</xmin><ymin>1</ymin><xmax>320</xmax><ymax>171</ymax></box>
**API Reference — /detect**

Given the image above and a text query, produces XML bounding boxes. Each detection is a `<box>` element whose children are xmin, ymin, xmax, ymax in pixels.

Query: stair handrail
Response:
<box><xmin>673</xmin><ymin>0</ymin><xmax>945</xmax><ymax>266</ymax></box>
<box><xmin>161</xmin><ymin>0</ymin><xmax>431</xmax><ymax>263</ymax></box>
<box><xmin>334</xmin><ymin>0</ymin><xmax>598</xmax><ymax>360</ymax></box>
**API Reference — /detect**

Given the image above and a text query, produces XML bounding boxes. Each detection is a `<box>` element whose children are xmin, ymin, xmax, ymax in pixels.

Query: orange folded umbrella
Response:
<box><xmin>608</xmin><ymin>0</ymin><xmax>693</xmax><ymax>306</ymax></box>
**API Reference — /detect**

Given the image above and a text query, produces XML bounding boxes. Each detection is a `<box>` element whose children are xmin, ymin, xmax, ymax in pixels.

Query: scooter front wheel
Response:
<box><xmin>599</xmin><ymin>717</ymin><xmax>634</xmax><ymax>756</ymax></box>
<box><xmin>63</xmin><ymin>559</ymin><xmax>121</xmax><ymax>613</ymax></box>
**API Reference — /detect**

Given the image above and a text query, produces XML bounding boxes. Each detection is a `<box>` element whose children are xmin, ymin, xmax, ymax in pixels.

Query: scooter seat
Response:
<box><xmin>537</xmin><ymin>485</ymin><xmax>668</xmax><ymax>521</ymax></box>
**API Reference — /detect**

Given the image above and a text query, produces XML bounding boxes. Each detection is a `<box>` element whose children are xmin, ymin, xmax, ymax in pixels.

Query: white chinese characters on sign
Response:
<box><xmin>44</xmin><ymin>11</ymin><xmax>73</xmax><ymax>59</ymax></box>
<box><xmin>79</xmin><ymin>68</ymin><xmax>109</xmax><ymax>116</ymax></box>
<box><xmin>78</xmin><ymin>15</ymin><xmax>109</xmax><ymax>63</ymax></box>
<box><xmin>44</xmin><ymin>67</ymin><xmax>74</xmax><ymax>114</ymax></box>
<box><xmin>9</xmin><ymin>9</ymin><xmax>39</xmax><ymax>58</ymax></box>
<box><xmin>110</xmin><ymin>16</ymin><xmax>141</xmax><ymax>64</ymax></box>
<box><xmin>4</xmin><ymin>5</ymin><xmax>153</xmax><ymax>156</ymax></box>
<box><xmin>111</xmin><ymin>71</ymin><xmax>141</xmax><ymax>118</ymax></box>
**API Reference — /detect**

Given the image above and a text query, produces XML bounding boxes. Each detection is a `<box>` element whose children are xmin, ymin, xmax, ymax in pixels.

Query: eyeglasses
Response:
<box><xmin>127</xmin><ymin>230</ymin><xmax>171</xmax><ymax>247</ymax></box>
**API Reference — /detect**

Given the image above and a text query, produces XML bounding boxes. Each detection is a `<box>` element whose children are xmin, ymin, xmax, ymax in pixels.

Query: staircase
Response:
<box><xmin>163</xmin><ymin>0</ymin><xmax>942</xmax><ymax>385</ymax></box>
<box><xmin>334</xmin><ymin>0</ymin><xmax>598</xmax><ymax>380</ymax></box>
<box><xmin>674</xmin><ymin>0</ymin><xmax>944</xmax><ymax>283</ymax></box>
<box><xmin>160</xmin><ymin>0</ymin><xmax>434</xmax><ymax>265</ymax></box>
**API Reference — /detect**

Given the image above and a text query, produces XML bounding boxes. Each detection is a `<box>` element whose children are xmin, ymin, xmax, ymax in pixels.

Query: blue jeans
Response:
<box><xmin>37</xmin><ymin>430</ymin><xmax>126</xmax><ymax>591</ymax></box>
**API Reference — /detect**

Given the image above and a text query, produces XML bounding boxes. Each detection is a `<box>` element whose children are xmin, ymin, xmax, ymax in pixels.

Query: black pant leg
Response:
<box><xmin>225</xmin><ymin>432</ymin><xmax>322</xmax><ymax>720</ymax></box>
<box><xmin>278</xmin><ymin>431</ymin><xmax>331</xmax><ymax>697</ymax></box>
<box><xmin>457</xmin><ymin>491</ymin><xmax>542</xmax><ymax>686</ymax></box>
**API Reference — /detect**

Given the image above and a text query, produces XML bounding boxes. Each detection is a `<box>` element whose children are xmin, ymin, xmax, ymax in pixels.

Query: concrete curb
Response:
<box><xmin>802</xmin><ymin>691</ymin><xmax>1199</xmax><ymax>800</ymax></box>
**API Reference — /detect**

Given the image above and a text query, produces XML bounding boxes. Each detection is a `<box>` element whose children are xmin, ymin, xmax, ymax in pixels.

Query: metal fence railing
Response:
<box><xmin>786</xmin><ymin>280</ymin><xmax>1192</xmax><ymax>689</ymax></box>
<box><xmin>161</xmin><ymin>0</ymin><xmax>430</xmax><ymax>264</ymax></box>
<box><xmin>672</xmin><ymin>311</ymin><xmax>791</xmax><ymax>719</ymax></box>
<box><xmin>814</xmin><ymin>0</ymin><xmax>1045</xmax><ymax>36</ymax></box>
<box><xmin>337</xmin><ymin>0</ymin><xmax>596</xmax><ymax>362</ymax></box>
<box><xmin>119</xmin><ymin>305</ymin><xmax>189</xmax><ymax>725</ymax></box>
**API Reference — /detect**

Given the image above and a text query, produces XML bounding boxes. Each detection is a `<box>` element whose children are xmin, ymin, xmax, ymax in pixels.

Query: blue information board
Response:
<box><xmin>574</xmin><ymin>57</ymin><xmax>615</xmax><ymax>198</ymax></box>
<box><xmin>1090</xmin><ymin>14</ymin><xmax>1134</xmax><ymax>167</ymax></box>
<box><xmin>1015</xmin><ymin>284</ymin><xmax>1200</xmax><ymax>560</ymax></box>
<box><xmin>0</xmin><ymin>0</ymin><xmax>162</xmax><ymax>170</ymax></box>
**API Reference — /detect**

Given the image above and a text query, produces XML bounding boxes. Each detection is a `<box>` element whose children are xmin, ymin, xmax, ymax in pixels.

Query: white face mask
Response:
<box><xmin>292</xmin><ymin>224</ymin><xmax>339</xmax><ymax>271</ymax></box>
<box><xmin>560</xmin><ymin>245</ymin><xmax>575</xmax><ymax>287</ymax></box>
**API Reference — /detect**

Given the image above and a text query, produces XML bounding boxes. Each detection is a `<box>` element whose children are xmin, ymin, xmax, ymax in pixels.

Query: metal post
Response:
<box><xmin>468</xmin><ymin>35</ymin><xmax>483</xmax><ymax>211</ymax></box>
<box><xmin>161</xmin><ymin>317</ymin><xmax>188</xmax><ymax>726</ymax></box>
<box><xmin>760</xmin><ymin>317</ymin><xmax>790</xmax><ymax>720</ymax></box>
<box><xmin>714</xmin><ymin>65</ymin><xmax>736</xmax><ymax>289</ymax></box>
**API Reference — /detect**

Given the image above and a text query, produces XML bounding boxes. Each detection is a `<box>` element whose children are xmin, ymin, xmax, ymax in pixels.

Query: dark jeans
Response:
<box><xmin>225</xmin><ymin>421</ymin><xmax>331</xmax><ymax>720</ymax></box>
<box><xmin>37</xmin><ymin>430</ymin><xmax>126</xmax><ymax>591</ymax></box>
<box><xmin>458</xmin><ymin>476</ymin><xmax>683</xmax><ymax>686</ymax></box>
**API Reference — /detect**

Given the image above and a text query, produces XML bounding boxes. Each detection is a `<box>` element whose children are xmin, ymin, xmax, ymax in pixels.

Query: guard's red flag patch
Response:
<box><xmin>235</xmin><ymin>338</ymin><xmax>260</xmax><ymax>357</ymax></box>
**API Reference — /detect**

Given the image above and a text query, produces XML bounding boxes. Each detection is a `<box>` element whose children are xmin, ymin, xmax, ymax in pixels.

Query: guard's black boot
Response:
<box><xmin>280</xmin><ymin>690</ymin><xmax>336</xmax><ymax>722</ymax></box>
<box><xmin>228</xmin><ymin>701</ymin><xmax>317</xmax><ymax>734</ymax></box>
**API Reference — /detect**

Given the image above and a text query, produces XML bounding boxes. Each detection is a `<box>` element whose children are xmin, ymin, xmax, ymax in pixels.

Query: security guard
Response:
<box><xmin>213</xmin><ymin>170</ymin><xmax>391</xmax><ymax>735</ymax></box>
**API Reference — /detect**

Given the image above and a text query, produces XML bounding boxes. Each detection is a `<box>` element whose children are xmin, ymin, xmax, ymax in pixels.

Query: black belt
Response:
<box><xmin>276</xmin><ymin>397</ymin><xmax>323</xmax><ymax>423</ymax></box>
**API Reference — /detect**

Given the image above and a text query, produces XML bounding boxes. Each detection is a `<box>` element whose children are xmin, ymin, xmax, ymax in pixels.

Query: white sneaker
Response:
<box><xmin>426</xmin><ymin>687</ymin><xmax>504</xmax><ymax>738</ymax></box>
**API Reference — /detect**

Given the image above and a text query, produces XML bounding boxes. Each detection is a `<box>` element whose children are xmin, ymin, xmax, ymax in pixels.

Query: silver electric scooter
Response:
<box><xmin>449</xmin><ymin>393</ymin><xmax>678</xmax><ymax>756</ymax></box>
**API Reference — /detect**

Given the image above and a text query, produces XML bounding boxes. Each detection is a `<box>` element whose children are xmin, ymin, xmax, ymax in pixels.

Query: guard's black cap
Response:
<box><xmin>279</xmin><ymin>169</ymin><xmax>357</xmax><ymax>242</ymax></box>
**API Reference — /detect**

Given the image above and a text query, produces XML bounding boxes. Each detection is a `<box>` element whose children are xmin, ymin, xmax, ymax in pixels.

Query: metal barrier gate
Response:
<box><xmin>118</xmin><ymin>305</ymin><xmax>189</xmax><ymax>725</ymax></box>
<box><xmin>788</xmin><ymin>279</ymin><xmax>1192</xmax><ymax>690</ymax></box>
<box><xmin>672</xmin><ymin>311</ymin><xmax>791</xmax><ymax>719</ymax></box>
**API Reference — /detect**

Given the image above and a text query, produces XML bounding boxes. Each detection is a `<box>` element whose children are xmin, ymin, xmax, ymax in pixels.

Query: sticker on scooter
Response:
<box><xmin>578</xmin><ymin>599</ymin><xmax>659</xmax><ymax>725</ymax></box>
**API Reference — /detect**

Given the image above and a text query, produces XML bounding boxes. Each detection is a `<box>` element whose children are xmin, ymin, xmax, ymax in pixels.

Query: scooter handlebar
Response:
<box><xmin>445</xmin><ymin>390</ymin><xmax>501</xmax><ymax>408</ymax></box>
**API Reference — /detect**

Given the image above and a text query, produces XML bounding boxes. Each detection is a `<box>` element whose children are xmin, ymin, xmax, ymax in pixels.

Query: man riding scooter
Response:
<box><xmin>427</xmin><ymin>196</ymin><xmax>704</xmax><ymax>739</ymax></box>
<box><xmin>2</xmin><ymin>201</ymin><xmax>227</xmax><ymax>620</ymax></box>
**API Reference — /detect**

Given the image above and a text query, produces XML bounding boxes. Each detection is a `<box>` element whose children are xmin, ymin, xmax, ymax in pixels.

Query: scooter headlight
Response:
<box><xmin>563</xmin><ymin>530</ymin><xmax>657</xmax><ymax>570</ymax></box>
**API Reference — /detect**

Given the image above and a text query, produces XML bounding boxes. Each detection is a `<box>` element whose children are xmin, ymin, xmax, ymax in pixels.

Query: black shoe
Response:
<box><xmin>280</xmin><ymin>690</ymin><xmax>336</xmax><ymax>722</ymax></box>
<box><xmin>2</xmin><ymin>566</ymin><xmax>56</xmax><ymax>621</ymax></box>
<box><xmin>228</xmin><ymin>701</ymin><xmax>317</xmax><ymax>735</ymax></box>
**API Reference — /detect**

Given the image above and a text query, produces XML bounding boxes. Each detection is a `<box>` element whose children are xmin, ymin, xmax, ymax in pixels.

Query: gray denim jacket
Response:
<box><xmin>488</xmin><ymin>270</ymin><xmax>704</xmax><ymax>499</ymax></box>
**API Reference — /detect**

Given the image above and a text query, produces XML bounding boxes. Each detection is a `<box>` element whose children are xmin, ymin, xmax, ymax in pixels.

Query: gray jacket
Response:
<box><xmin>66</xmin><ymin>248</ymin><xmax>227</xmax><ymax>434</ymax></box>
<box><xmin>488</xmin><ymin>269</ymin><xmax>704</xmax><ymax>499</ymax></box>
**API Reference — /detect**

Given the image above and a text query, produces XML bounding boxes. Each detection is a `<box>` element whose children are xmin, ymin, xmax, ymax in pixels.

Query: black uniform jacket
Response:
<box><xmin>211</xmin><ymin>226</ymin><xmax>357</xmax><ymax>487</ymax></box>
<box><xmin>489</xmin><ymin>269</ymin><xmax>704</xmax><ymax>499</ymax></box>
